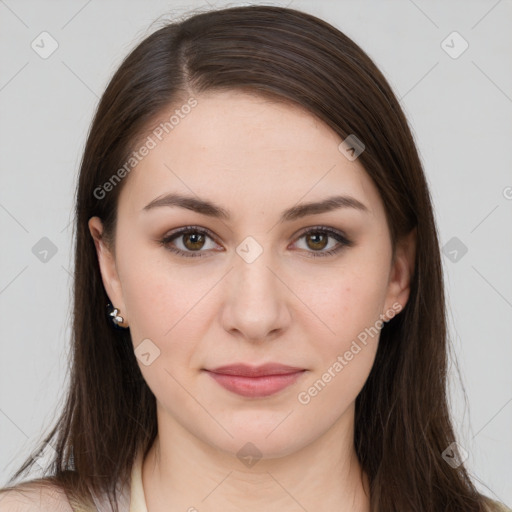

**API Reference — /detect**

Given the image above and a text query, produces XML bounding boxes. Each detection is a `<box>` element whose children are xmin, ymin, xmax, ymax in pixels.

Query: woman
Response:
<box><xmin>1</xmin><ymin>5</ymin><xmax>509</xmax><ymax>512</ymax></box>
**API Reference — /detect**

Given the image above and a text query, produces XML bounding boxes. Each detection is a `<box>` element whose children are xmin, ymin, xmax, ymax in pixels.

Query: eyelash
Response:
<box><xmin>159</xmin><ymin>225</ymin><xmax>353</xmax><ymax>259</ymax></box>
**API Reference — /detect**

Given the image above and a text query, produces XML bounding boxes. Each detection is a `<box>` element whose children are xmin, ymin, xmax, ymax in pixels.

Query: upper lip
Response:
<box><xmin>206</xmin><ymin>363</ymin><xmax>305</xmax><ymax>377</ymax></box>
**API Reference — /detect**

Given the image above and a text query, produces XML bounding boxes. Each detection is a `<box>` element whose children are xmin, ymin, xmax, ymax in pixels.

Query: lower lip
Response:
<box><xmin>205</xmin><ymin>370</ymin><xmax>306</xmax><ymax>398</ymax></box>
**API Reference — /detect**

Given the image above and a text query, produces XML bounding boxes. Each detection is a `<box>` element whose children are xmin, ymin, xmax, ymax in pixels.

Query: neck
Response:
<box><xmin>142</xmin><ymin>403</ymin><xmax>371</xmax><ymax>512</ymax></box>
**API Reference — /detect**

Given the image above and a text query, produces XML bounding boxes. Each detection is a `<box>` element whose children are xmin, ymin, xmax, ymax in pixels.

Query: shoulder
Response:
<box><xmin>0</xmin><ymin>482</ymin><xmax>73</xmax><ymax>512</ymax></box>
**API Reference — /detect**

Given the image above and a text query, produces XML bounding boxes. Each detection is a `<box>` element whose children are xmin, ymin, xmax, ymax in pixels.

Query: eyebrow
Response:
<box><xmin>142</xmin><ymin>192</ymin><xmax>370</xmax><ymax>222</ymax></box>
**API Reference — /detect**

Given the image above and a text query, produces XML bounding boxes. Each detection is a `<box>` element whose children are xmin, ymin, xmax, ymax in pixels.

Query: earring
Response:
<box><xmin>106</xmin><ymin>303</ymin><xmax>129</xmax><ymax>329</ymax></box>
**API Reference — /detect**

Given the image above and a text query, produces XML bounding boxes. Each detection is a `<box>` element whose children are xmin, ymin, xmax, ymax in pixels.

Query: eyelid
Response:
<box><xmin>293</xmin><ymin>225</ymin><xmax>350</xmax><ymax>243</ymax></box>
<box><xmin>290</xmin><ymin>225</ymin><xmax>353</xmax><ymax>258</ymax></box>
<box><xmin>160</xmin><ymin>224</ymin><xmax>353</xmax><ymax>258</ymax></box>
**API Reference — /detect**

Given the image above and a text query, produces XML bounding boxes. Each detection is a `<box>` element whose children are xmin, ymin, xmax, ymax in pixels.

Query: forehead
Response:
<box><xmin>117</xmin><ymin>90</ymin><xmax>384</xmax><ymax>222</ymax></box>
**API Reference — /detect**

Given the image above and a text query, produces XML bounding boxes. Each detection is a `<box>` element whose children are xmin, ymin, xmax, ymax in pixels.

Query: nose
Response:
<box><xmin>220</xmin><ymin>248</ymin><xmax>291</xmax><ymax>343</ymax></box>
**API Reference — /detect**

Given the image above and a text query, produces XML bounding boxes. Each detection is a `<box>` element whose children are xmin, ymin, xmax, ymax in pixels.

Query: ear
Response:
<box><xmin>383</xmin><ymin>227</ymin><xmax>416</xmax><ymax>319</ymax></box>
<box><xmin>88</xmin><ymin>216</ymin><xmax>129</xmax><ymax>327</ymax></box>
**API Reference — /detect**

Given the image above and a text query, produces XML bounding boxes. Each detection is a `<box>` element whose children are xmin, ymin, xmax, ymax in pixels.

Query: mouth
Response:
<box><xmin>203</xmin><ymin>363</ymin><xmax>307</xmax><ymax>398</ymax></box>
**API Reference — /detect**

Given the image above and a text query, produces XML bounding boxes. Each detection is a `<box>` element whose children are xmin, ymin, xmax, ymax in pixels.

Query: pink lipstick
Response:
<box><xmin>204</xmin><ymin>363</ymin><xmax>306</xmax><ymax>398</ymax></box>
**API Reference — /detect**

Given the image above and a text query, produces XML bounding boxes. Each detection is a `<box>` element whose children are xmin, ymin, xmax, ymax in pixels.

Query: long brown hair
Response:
<box><xmin>0</xmin><ymin>5</ymin><xmax>504</xmax><ymax>511</ymax></box>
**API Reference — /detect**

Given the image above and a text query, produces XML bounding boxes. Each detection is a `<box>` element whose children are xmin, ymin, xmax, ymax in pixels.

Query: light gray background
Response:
<box><xmin>1</xmin><ymin>0</ymin><xmax>511</xmax><ymax>506</ymax></box>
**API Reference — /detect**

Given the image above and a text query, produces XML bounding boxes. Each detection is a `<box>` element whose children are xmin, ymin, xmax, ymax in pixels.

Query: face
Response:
<box><xmin>89</xmin><ymin>90</ymin><xmax>414</xmax><ymax>459</ymax></box>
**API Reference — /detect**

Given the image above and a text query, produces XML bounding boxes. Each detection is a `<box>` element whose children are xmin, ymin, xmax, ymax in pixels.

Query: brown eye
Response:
<box><xmin>160</xmin><ymin>225</ymin><xmax>353</xmax><ymax>260</ymax></box>
<box><xmin>305</xmin><ymin>232</ymin><xmax>329</xmax><ymax>251</ymax></box>
<box><xmin>160</xmin><ymin>227</ymin><xmax>220</xmax><ymax>258</ymax></box>
<box><xmin>293</xmin><ymin>227</ymin><xmax>353</xmax><ymax>258</ymax></box>
<box><xmin>182</xmin><ymin>232</ymin><xmax>206</xmax><ymax>251</ymax></box>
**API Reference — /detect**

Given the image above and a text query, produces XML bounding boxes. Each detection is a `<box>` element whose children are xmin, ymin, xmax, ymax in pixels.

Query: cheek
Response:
<box><xmin>305</xmin><ymin>264</ymin><xmax>388</xmax><ymax>349</ymax></box>
<box><xmin>115</xmin><ymin>239</ymin><xmax>196</xmax><ymax>341</ymax></box>
<box><xmin>118</xmin><ymin>250</ymin><xmax>206</xmax><ymax>395</ymax></box>
<box><xmin>295</xmin><ymin>270</ymin><xmax>385</xmax><ymax>413</ymax></box>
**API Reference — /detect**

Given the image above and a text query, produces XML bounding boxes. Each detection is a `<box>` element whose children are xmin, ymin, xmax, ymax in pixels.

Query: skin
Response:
<box><xmin>89</xmin><ymin>90</ymin><xmax>416</xmax><ymax>512</ymax></box>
